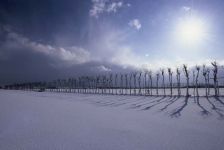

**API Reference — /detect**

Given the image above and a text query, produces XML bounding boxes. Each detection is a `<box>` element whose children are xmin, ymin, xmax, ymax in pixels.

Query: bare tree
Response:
<box><xmin>193</xmin><ymin>70</ymin><xmax>195</xmax><ymax>97</ymax></box>
<box><xmin>183</xmin><ymin>64</ymin><xmax>190</xmax><ymax>97</ymax></box>
<box><xmin>176</xmin><ymin>68</ymin><xmax>181</xmax><ymax>96</ymax></box>
<box><xmin>96</xmin><ymin>76</ymin><xmax>100</xmax><ymax>94</ymax></box>
<box><xmin>145</xmin><ymin>71</ymin><xmax>150</xmax><ymax>95</ymax></box>
<box><xmin>107</xmin><ymin>75</ymin><xmax>110</xmax><ymax>94</ymax></box>
<box><xmin>144</xmin><ymin>72</ymin><xmax>147</xmax><ymax>95</ymax></box>
<box><xmin>79</xmin><ymin>77</ymin><xmax>82</xmax><ymax>93</ymax></box>
<box><xmin>125</xmin><ymin>74</ymin><xmax>128</xmax><ymax>95</ymax></box>
<box><xmin>101</xmin><ymin>75</ymin><xmax>104</xmax><ymax>94</ymax></box>
<box><xmin>108</xmin><ymin>74</ymin><xmax>112</xmax><ymax>94</ymax></box>
<box><xmin>202</xmin><ymin>65</ymin><xmax>208</xmax><ymax>96</ymax></box>
<box><xmin>86</xmin><ymin>77</ymin><xmax>89</xmax><ymax>93</ymax></box>
<box><xmin>103</xmin><ymin>75</ymin><xmax>107</xmax><ymax>94</ymax></box>
<box><xmin>115</xmin><ymin>74</ymin><xmax>118</xmax><ymax>95</ymax></box>
<box><xmin>129</xmin><ymin>73</ymin><xmax>132</xmax><ymax>95</ymax></box>
<box><xmin>89</xmin><ymin>77</ymin><xmax>93</xmax><ymax>94</ymax></box>
<box><xmin>133</xmin><ymin>72</ymin><xmax>137</xmax><ymax>95</ymax></box>
<box><xmin>68</xmin><ymin>78</ymin><xmax>72</xmax><ymax>93</ymax></box>
<box><xmin>196</xmin><ymin>66</ymin><xmax>200</xmax><ymax>96</ymax></box>
<box><xmin>207</xmin><ymin>69</ymin><xmax>210</xmax><ymax>95</ymax></box>
<box><xmin>120</xmin><ymin>74</ymin><xmax>124</xmax><ymax>95</ymax></box>
<box><xmin>161</xmin><ymin>69</ymin><xmax>166</xmax><ymax>96</ymax></box>
<box><xmin>149</xmin><ymin>71</ymin><xmax>153</xmax><ymax>95</ymax></box>
<box><xmin>156</xmin><ymin>73</ymin><xmax>160</xmax><ymax>96</ymax></box>
<box><xmin>57</xmin><ymin>79</ymin><xmax>60</xmax><ymax>92</ymax></box>
<box><xmin>168</xmin><ymin>68</ymin><xmax>173</xmax><ymax>96</ymax></box>
<box><xmin>138</xmin><ymin>72</ymin><xmax>142</xmax><ymax>95</ymax></box>
<box><xmin>109</xmin><ymin>74</ymin><xmax>113</xmax><ymax>95</ymax></box>
<box><xmin>73</xmin><ymin>78</ymin><xmax>76</xmax><ymax>93</ymax></box>
<box><xmin>211</xmin><ymin>61</ymin><xmax>219</xmax><ymax>96</ymax></box>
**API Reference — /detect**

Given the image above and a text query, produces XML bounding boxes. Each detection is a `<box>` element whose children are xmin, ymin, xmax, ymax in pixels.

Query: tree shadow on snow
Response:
<box><xmin>170</xmin><ymin>96</ymin><xmax>189</xmax><ymax>117</ymax></box>
<box><xmin>94</xmin><ymin>96</ymin><xmax>147</xmax><ymax>107</ymax></box>
<box><xmin>141</xmin><ymin>96</ymin><xmax>174</xmax><ymax>110</ymax></box>
<box><xmin>99</xmin><ymin>96</ymin><xmax>141</xmax><ymax>107</ymax></box>
<box><xmin>159</xmin><ymin>96</ymin><xmax>181</xmax><ymax>112</ymax></box>
<box><xmin>206</xmin><ymin>97</ymin><xmax>224</xmax><ymax>120</ymax></box>
<box><xmin>196</xmin><ymin>96</ymin><xmax>211</xmax><ymax>117</ymax></box>
<box><xmin>127</xmin><ymin>96</ymin><xmax>161</xmax><ymax>109</ymax></box>
<box><xmin>214</xmin><ymin>96</ymin><xmax>224</xmax><ymax>106</ymax></box>
<box><xmin>86</xmin><ymin>94</ymin><xmax>224</xmax><ymax>120</ymax></box>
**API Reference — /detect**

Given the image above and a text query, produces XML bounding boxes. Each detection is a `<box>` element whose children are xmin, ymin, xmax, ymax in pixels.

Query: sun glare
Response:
<box><xmin>176</xmin><ymin>17</ymin><xmax>206</xmax><ymax>44</ymax></box>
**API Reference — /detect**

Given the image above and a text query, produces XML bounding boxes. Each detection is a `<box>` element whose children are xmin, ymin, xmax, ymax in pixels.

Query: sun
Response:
<box><xmin>176</xmin><ymin>17</ymin><xmax>206</xmax><ymax>44</ymax></box>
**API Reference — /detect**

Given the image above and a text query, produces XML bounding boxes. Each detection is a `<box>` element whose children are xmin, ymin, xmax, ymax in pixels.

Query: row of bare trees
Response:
<box><xmin>4</xmin><ymin>62</ymin><xmax>223</xmax><ymax>97</ymax></box>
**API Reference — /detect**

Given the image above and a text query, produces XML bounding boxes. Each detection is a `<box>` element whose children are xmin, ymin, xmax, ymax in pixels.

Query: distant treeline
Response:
<box><xmin>4</xmin><ymin>62</ymin><xmax>224</xmax><ymax>97</ymax></box>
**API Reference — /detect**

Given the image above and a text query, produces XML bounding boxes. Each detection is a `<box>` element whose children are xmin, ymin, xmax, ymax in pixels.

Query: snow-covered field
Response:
<box><xmin>0</xmin><ymin>90</ymin><xmax>224</xmax><ymax>150</ymax></box>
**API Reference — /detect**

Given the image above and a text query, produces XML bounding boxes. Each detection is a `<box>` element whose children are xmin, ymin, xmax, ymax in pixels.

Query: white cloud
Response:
<box><xmin>88</xmin><ymin>25</ymin><xmax>143</xmax><ymax>69</ymax></box>
<box><xmin>107</xmin><ymin>1</ymin><xmax>123</xmax><ymax>13</ymax></box>
<box><xmin>110</xmin><ymin>46</ymin><xmax>142</xmax><ymax>68</ymax></box>
<box><xmin>58</xmin><ymin>47</ymin><xmax>90</xmax><ymax>64</ymax></box>
<box><xmin>182</xmin><ymin>6</ymin><xmax>191</xmax><ymax>12</ymax></box>
<box><xmin>4</xmin><ymin>30</ymin><xmax>91</xmax><ymax>65</ymax></box>
<box><xmin>89</xmin><ymin>0</ymin><xmax>123</xmax><ymax>18</ymax></box>
<box><xmin>95</xmin><ymin>65</ymin><xmax>112</xmax><ymax>72</ymax></box>
<box><xmin>89</xmin><ymin>0</ymin><xmax>106</xmax><ymax>18</ymax></box>
<box><xmin>128</xmin><ymin>19</ymin><xmax>142</xmax><ymax>30</ymax></box>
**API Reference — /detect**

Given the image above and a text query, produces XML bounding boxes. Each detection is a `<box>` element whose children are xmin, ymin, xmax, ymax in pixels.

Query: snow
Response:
<box><xmin>0</xmin><ymin>90</ymin><xmax>224</xmax><ymax>150</ymax></box>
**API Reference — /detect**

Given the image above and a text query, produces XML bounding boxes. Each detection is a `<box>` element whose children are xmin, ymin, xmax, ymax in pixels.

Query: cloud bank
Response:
<box><xmin>2</xmin><ymin>27</ymin><xmax>91</xmax><ymax>66</ymax></box>
<box><xmin>128</xmin><ymin>19</ymin><xmax>142</xmax><ymax>30</ymax></box>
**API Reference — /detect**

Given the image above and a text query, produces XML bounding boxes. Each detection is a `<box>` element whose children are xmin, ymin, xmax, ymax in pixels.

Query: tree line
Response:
<box><xmin>4</xmin><ymin>62</ymin><xmax>224</xmax><ymax>97</ymax></box>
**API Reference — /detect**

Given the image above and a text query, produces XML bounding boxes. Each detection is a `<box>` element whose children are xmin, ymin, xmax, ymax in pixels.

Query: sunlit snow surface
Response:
<box><xmin>0</xmin><ymin>90</ymin><xmax>224</xmax><ymax>150</ymax></box>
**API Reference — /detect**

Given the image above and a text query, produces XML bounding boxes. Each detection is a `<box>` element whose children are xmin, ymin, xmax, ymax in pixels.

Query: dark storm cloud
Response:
<box><xmin>0</xmin><ymin>0</ymin><xmax>140</xmax><ymax>85</ymax></box>
<box><xmin>0</xmin><ymin>44</ymin><xmax>134</xmax><ymax>85</ymax></box>
<box><xmin>0</xmin><ymin>25</ymin><xmax>134</xmax><ymax>85</ymax></box>
<box><xmin>0</xmin><ymin>0</ymin><xmax>134</xmax><ymax>85</ymax></box>
<box><xmin>0</xmin><ymin>47</ymin><xmax>133</xmax><ymax>85</ymax></box>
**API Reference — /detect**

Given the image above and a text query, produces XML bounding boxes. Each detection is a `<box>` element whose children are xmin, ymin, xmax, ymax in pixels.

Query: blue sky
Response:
<box><xmin>0</xmin><ymin>0</ymin><xmax>224</xmax><ymax>84</ymax></box>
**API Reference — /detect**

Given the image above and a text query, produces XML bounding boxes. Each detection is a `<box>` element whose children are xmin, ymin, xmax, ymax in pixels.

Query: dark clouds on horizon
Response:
<box><xmin>0</xmin><ymin>25</ymin><xmax>135</xmax><ymax>84</ymax></box>
<box><xmin>1</xmin><ymin>0</ymin><xmax>224</xmax><ymax>85</ymax></box>
<box><xmin>0</xmin><ymin>0</ymin><xmax>136</xmax><ymax>85</ymax></box>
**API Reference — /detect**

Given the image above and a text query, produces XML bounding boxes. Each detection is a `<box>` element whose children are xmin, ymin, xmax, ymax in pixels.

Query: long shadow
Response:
<box><xmin>170</xmin><ymin>96</ymin><xmax>189</xmax><ymax>117</ymax></box>
<box><xmin>127</xmin><ymin>96</ymin><xmax>160</xmax><ymax>109</ymax></box>
<box><xmin>146</xmin><ymin>95</ymin><xmax>168</xmax><ymax>104</ymax></box>
<box><xmin>71</xmin><ymin>94</ymin><xmax>103</xmax><ymax>102</ymax></box>
<box><xmin>100</xmin><ymin>96</ymin><xmax>139</xmax><ymax>107</ymax></box>
<box><xmin>92</xmin><ymin>95</ymin><xmax>126</xmax><ymax>106</ymax></box>
<box><xmin>108</xmin><ymin>96</ymin><xmax>148</xmax><ymax>107</ymax></box>
<box><xmin>214</xmin><ymin>96</ymin><xmax>224</xmax><ymax>106</ymax></box>
<box><xmin>114</xmin><ymin>96</ymin><xmax>167</xmax><ymax>108</ymax></box>
<box><xmin>141</xmin><ymin>96</ymin><xmax>173</xmax><ymax>110</ymax></box>
<box><xmin>76</xmin><ymin>93</ymin><xmax>224</xmax><ymax>119</ymax></box>
<box><xmin>129</xmin><ymin>96</ymin><xmax>165</xmax><ymax>109</ymax></box>
<box><xmin>196</xmin><ymin>96</ymin><xmax>210</xmax><ymax>117</ymax></box>
<box><xmin>206</xmin><ymin>97</ymin><xmax>224</xmax><ymax>119</ymax></box>
<box><xmin>159</xmin><ymin>96</ymin><xmax>180</xmax><ymax>112</ymax></box>
<box><xmin>114</xmin><ymin>96</ymin><xmax>161</xmax><ymax>107</ymax></box>
<box><xmin>98</xmin><ymin>96</ymin><xmax>149</xmax><ymax>107</ymax></box>
<box><xmin>94</xmin><ymin>95</ymin><xmax>127</xmax><ymax>105</ymax></box>
<box><xmin>129</xmin><ymin>96</ymin><xmax>158</xmax><ymax>107</ymax></box>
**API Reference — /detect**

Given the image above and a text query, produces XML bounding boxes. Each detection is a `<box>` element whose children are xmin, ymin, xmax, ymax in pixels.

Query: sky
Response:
<box><xmin>0</xmin><ymin>0</ymin><xmax>224</xmax><ymax>84</ymax></box>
